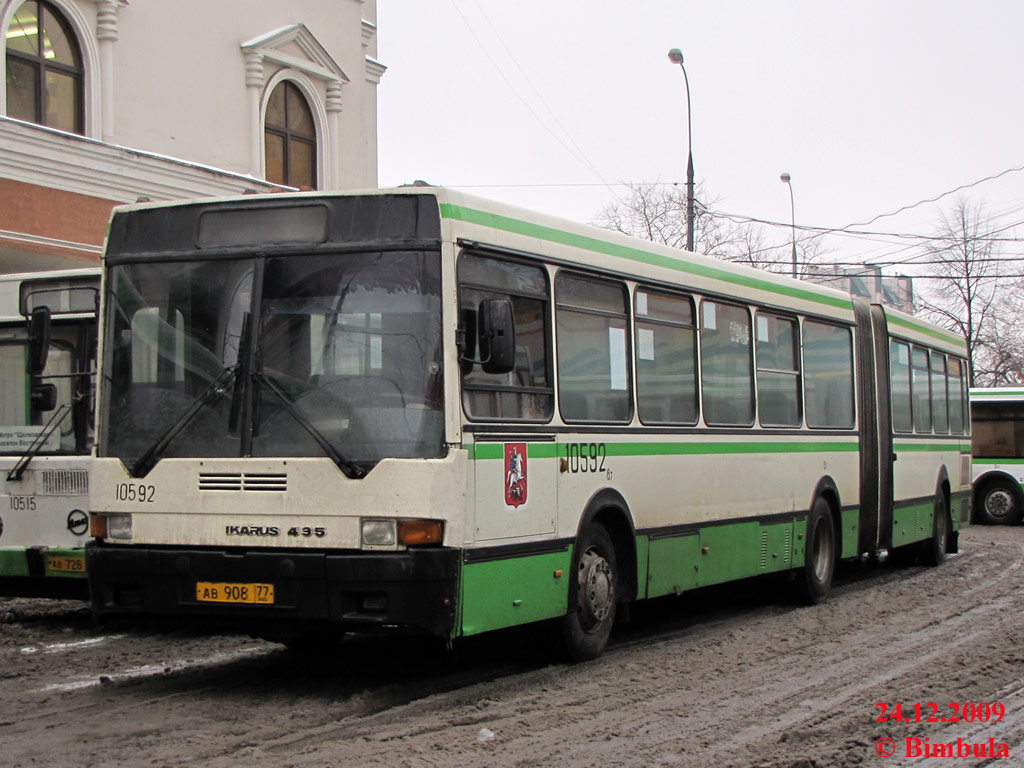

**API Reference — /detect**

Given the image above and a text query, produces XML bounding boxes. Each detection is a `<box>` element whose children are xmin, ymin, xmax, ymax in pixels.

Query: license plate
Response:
<box><xmin>47</xmin><ymin>553</ymin><xmax>86</xmax><ymax>574</ymax></box>
<box><xmin>196</xmin><ymin>581</ymin><xmax>274</xmax><ymax>605</ymax></box>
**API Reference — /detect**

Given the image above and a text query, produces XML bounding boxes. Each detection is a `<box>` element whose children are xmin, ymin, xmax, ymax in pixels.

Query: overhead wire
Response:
<box><xmin>447</xmin><ymin>0</ymin><xmax>614</xmax><ymax>193</ymax></box>
<box><xmin>447</xmin><ymin>164</ymin><xmax>1024</xmax><ymax>272</ymax></box>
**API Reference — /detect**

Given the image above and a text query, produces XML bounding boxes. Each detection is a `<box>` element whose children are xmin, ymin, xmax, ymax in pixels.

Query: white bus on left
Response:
<box><xmin>0</xmin><ymin>269</ymin><xmax>99</xmax><ymax>598</ymax></box>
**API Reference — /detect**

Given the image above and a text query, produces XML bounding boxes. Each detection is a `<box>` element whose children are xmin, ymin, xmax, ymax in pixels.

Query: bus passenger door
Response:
<box><xmin>472</xmin><ymin>436</ymin><xmax>557</xmax><ymax>542</ymax></box>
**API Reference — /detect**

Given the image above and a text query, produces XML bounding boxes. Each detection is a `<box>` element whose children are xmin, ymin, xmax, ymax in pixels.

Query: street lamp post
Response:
<box><xmin>667</xmin><ymin>48</ymin><xmax>694</xmax><ymax>253</ymax></box>
<box><xmin>780</xmin><ymin>172</ymin><xmax>797</xmax><ymax>278</ymax></box>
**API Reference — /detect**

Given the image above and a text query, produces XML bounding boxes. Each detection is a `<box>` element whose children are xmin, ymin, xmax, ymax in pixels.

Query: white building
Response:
<box><xmin>1</xmin><ymin>0</ymin><xmax>383</xmax><ymax>272</ymax></box>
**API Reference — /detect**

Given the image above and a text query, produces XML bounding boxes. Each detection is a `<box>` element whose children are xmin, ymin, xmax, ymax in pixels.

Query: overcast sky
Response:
<box><xmin>376</xmin><ymin>1</ymin><xmax>1024</xmax><ymax>275</ymax></box>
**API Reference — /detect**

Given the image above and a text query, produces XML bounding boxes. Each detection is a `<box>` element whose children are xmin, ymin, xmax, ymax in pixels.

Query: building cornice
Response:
<box><xmin>0</xmin><ymin>117</ymin><xmax>289</xmax><ymax>203</ymax></box>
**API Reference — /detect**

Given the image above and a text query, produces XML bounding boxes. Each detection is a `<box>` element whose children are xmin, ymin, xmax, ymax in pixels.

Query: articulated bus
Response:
<box><xmin>1</xmin><ymin>269</ymin><xmax>99</xmax><ymax>598</ymax></box>
<box><xmin>970</xmin><ymin>388</ymin><xmax>1024</xmax><ymax>525</ymax></box>
<box><xmin>86</xmin><ymin>189</ymin><xmax>971</xmax><ymax>659</ymax></box>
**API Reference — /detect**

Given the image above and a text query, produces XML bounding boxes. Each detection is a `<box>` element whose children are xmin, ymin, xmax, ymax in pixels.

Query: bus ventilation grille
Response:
<box><xmin>39</xmin><ymin>469</ymin><xmax>88</xmax><ymax>496</ymax></box>
<box><xmin>759</xmin><ymin>529</ymin><xmax>793</xmax><ymax>570</ymax></box>
<box><xmin>198</xmin><ymin>473</ymin><xmax>288</xmax><ymax>492</ymax></box>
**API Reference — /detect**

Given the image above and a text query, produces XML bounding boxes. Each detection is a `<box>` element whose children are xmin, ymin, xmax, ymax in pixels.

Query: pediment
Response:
<box><xmin>242</xmin><ymin>24</ymin><xmax>349</xmax><ymax>84</ymax></box>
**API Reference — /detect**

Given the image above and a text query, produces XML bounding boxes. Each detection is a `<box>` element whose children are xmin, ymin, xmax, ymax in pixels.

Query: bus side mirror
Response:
<box><xmin>479</xmin><ymin>298</ymin><xmax>515</xmax><ymax>374</ymax></box>
<box><xmin>27</xmin><ymin>306</ymin><xmax>51</xmax><ymax>375</ymax></box>
<box><xmin>31</xmin><ymin>383</ymin><xmax>57</xmax><ymax>412</ymax></box>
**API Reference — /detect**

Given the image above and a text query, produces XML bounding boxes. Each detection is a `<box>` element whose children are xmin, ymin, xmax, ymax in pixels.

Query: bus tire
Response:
<box><xmin>976</xmin><ymin>478</ymin><xmax>1023</xmax><ymax>525</ymax></box>
<box><xmin>559</xmin><ymin>524</ymin><xmax>617</xmax><ymax>662</ymax></box>
<box><xmin>795</xmin><ymin>497</ymin><xmax>835</xmax><ymax>605</ymax></box>
<box><xmin>921</xmin><ymin>495</ymin><xmax>950</xmax><ymax>566</ymax></box>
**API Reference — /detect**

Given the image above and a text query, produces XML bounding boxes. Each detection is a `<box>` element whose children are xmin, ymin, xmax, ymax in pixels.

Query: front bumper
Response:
<box><xmin>86</xmin><ymin>542</ymin><xmax>460</xmax><ymax>640</ymax></box>
<box><xmin>0</xmin><ymin>547</ymin><xmax>89</xmax><ymax>599</ymax></box>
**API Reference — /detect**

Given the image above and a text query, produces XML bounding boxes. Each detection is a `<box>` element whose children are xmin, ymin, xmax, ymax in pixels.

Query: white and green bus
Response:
<box><xmin>86</xmin><ymin>189</ymin><xmax>970</xmax><ymax>659</ymax></box>
<box><xmin>1</xmin><ymin>269</ymin><xmax>99</xmax><ymax>598</ymax></box>
<box><xmin>970</xmin><ymin>388</ymin><xmax>1024</xmax><ymax>525</ymax></box>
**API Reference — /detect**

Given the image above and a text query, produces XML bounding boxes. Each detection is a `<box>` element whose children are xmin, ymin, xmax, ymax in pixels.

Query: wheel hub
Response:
<box><xmin>578</xmin><ymin>548</ymin><xmax>614</xmax><ymax>627</ymax></box>
<box><xmin>987</xmin><ymin>490</ymin><xmax>1013</xmax><ymax>519</ymax></box>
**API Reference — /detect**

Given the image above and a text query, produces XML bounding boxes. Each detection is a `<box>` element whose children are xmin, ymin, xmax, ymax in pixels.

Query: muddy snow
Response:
<box><xmin>2</xmin><ymin>524</ymin><xmax>1022</xmax><ymax>768</ymax></box>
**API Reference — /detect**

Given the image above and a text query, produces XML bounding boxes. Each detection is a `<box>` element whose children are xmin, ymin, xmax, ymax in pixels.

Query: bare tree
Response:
<box><xmin>591</xmin><ymin>181</ymin><xmax>800</xmax><ymax>269</ymax></box>
<box><xmin>914</xmin><ymin>195</ymin><xmax>1023</xmax><ymax>386</ymax></box>
<box><xmin>591</xmin><ymin>181</ymin><xmax>703</xmax><ymax>251</ymax></box>
<box><xmin>973</xmin><ymin>277</ymin><xmax>1024</xmax><ymax>385</ymax></box>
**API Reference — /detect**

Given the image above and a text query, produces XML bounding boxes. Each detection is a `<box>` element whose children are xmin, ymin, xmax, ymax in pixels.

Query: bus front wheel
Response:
<box><xmin>795</xmin><ymin>498</ymin><xmax>835</xmax><ymax>605</ymax></box>
<box><xmin>977</xmin><ymin>478</ymin><xmax>1023</xmax><ymax>525</ymax></box>
<box><xmin>559</xmin><ymin>524</ymin><xmax>617</xmax><ymax>662</ymax></box>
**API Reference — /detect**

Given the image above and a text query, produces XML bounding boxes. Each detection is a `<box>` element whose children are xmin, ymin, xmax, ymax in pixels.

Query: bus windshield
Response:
<box><xmin>101</xmin><ymin>250</ymin><xmax>444</xmax><ymax>474</ymax></box>
<box><xmin>0</xmin><ymin>326</ymin><xmax>87</xmax><ymax>455</ymax></box>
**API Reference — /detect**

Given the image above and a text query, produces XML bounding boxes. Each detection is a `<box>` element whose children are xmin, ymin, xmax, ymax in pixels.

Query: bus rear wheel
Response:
<box><xmin>559</xmin><ymin>524</ymin><xmax>617</xmax><ymax>662</ymax></box>
<box><xmin>794</xmin><ymin>498</ymin><xmax>835</xmax><ymax>605</ymax></box>
<box><xmin>920</xmin><ymin>495</ymin><xmax>949</xmax><ymax>566</ymax></box>
<box><xmin>977</xmin><ymin>478</ymin><xmax>1023</xmax><ymax>525</ymax></box>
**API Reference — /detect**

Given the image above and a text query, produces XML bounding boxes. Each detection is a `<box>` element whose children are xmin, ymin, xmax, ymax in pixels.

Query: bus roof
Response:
<box><xmin>0</xmin><ymin>267</ymin><xmax>101</xmax><ymax>324</ymax></box>
<box><xmin>970</xmin><ymin>387</ymin><xmax>1024</xmax><ymax>402</ymax></box>
<box><xmin>105</xmin><ymin>187</ymin><xmax>965</xmax><ymax>351</ymax></box>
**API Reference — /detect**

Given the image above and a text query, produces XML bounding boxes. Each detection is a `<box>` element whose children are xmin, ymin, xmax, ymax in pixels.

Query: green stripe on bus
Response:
<box><xmin>884</xmin><ymin>313</ymin><xmax>966</xmax><ymax>348</ymax></box>
<box><xmin>973</xmin><ymin>458</ymin><xmax>1024</xmax><ymax>465</ymax></box>
<box><xmin>603</xmin><ymin>441</ymin><xmax>858</xmax><ymax>457</ymax></box>
<box><xmin>468</xmin><ymin>443</ymin><xmax>560</xmax><ymax>460</ymax></box>
<box><xmin>441</xmin><ymin>203</ymin><xmax>855</xmax><ymax>312</ymax></box>
<box><xmin>468</xmin><ymin>440</ymin><xmax>859</xmax><ymax>459</ymax></box>
<box><xmin>970</xmin><ymin>390</ymin><xmax>1024</xmax><ymax>398</ymax></box>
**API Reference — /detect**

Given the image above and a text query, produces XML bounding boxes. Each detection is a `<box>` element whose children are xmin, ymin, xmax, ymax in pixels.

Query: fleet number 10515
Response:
<box><xmin>115</xmin><ymin>483</ymin><xmax>155</xmax><ymax>503</ymax></box>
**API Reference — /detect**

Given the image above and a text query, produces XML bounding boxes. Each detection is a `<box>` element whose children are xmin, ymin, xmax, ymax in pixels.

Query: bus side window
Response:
<box><xmin>889</xmin><ymin>340</ymin><xmax>912</xmax><ymax>432</ymax></box>
<box><xmin>755</xmin><ymin>312</ymin><xmax>800</xmax><ymax>428</ymax></box>
<box><xmin>948</xmin><ymin>357</ymin><xmax>965</xmax><ymax>434</ymax></box>
<box><xmin>930</xmin><ymin>351</ymin><xmax>949</xmax><ymax>434</ymax></box>
<box><xmin>556</xmin><ymin>273</ymin><xmax>632</xmax><ymax>424</ymax></box>
<box><xmin>803</xmin><ymin>320</ymin><xmax>854</xmax><ymax>429</ymax></box>
<box><xmin>911</xmin><ymin>346</ymin><xmax>932</xmax><ymax>433</ymax></box>
<box><xmin>458</xmin><ymin>252</ymin><xmax>552</xmax><ymax>422</ymax></box>
<box><xmin>635</xmin><ymin>288</ymin><xmax>697</xmax><ymax>426</ymax></box>
<box><xmin>700</xmin><ymin>300</ymin><xmax>753</xmax><ymax>427</ymax></box>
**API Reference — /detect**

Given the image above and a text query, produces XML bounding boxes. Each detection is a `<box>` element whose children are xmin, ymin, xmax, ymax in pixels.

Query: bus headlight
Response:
<box><xmin>91</xmin><ymin>512</ymin><xmax>133</xmax><ymax>540</ymax></box>
<box><xmin>361</xmin><ymin>519</ymin><xmax>396</xmax><ymax>547</ymax></box>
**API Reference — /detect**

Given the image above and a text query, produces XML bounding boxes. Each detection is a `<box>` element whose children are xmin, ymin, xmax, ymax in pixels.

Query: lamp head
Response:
<box><xmin>668</xmin><ymin>48</ymin><xmax>684</xmax><ymax>65</ymax></box>
<box><xmin>780</xmin><ymin>172</ymin><xmax>791</xmax><ymax>184</ymax></box>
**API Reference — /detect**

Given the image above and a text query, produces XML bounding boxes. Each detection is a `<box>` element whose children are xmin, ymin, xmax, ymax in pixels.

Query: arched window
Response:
<box><xmin>264</xmin><ymin>80</ymin><xmax>317</xmax><ymax>189</ymax></box>
<box><xmin>5</xmin><ymin>0</ymin><xmax>83</xmax><ymax>133</ymax></box>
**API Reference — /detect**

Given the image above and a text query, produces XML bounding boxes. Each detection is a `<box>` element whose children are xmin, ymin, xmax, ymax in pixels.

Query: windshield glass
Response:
<box><xmin>0</xmin><ymin>323</ymin><xmax>92</xmax><ymax>455</ymax></box>
<box><xmin>101</xmin><ymin>250</ymin><xmax>443</xmax><ymax>472</ymax></box>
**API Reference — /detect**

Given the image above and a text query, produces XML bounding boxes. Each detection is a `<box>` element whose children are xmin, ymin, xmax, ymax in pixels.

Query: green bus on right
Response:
<box><xmin>971</xmin><ymin>388</ymin><xmax>1024</xmax><ymax>524</ymax></box>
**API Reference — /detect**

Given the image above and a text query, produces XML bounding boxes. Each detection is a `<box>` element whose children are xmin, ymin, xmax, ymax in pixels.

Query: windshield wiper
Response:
<box><xmin>131</xmin><ymin>365</ymin><xmax>238</xmax><ymax>477</ymax></box>
<box><xmin>6</xmin><ymin>404</ymin><xmax>73</xmax><ymax>482</ymax></box>
<box><xmin>253</xmin><ymin>370</ymin><xmax>366</xmax><ymax>479</ymax></box>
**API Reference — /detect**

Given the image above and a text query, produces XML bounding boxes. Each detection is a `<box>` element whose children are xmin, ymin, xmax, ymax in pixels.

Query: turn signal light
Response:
<box><xmin>397</xmin><ymin>519</ymin><xmax>443</xmax><ymax>546</ymax></box>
